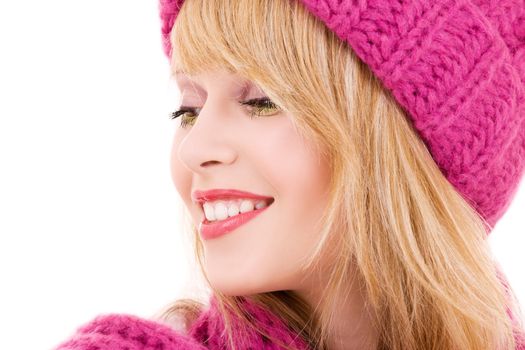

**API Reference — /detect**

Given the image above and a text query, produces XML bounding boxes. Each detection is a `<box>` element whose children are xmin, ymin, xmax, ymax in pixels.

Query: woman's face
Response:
<box><xmin>170</xmin><ymin>68</ymin><xmax>331</xmax><ymax>296</ymax></box>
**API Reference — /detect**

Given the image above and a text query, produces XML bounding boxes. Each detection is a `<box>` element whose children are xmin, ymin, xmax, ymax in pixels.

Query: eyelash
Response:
<box><xmin>169</xmin><ymin>97</ymin><xmax>281</xmax><ymax>128</ymax></box>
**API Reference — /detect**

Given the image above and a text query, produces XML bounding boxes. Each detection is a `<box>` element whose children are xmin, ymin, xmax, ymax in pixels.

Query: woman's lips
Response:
<box><xmin>199</xmin><ymin>202</ymin><xmax>272</xmax><ymax>240</ymax></box>
<box><xmin>192</xmin><ymin>188</ymin><xmax>274</xmax><ymax>204</ymax></box>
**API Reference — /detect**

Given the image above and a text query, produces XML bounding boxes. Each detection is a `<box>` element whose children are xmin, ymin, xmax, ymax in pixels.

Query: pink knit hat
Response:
<box><xmin>158</xmin><ymin>0</ymin><xmax>525</xmax><ymax>236</ymax></box>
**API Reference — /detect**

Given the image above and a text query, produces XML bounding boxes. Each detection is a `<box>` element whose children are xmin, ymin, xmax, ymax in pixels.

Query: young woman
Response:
<box><xmin>54</xmin><ymin>0</ymin><xmax>525</xmax><ymax>349</ymax></box>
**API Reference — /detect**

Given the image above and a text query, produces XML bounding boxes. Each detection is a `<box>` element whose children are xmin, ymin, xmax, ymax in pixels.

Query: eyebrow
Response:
<box><xmin>174</xmin><ymin>70</ymin><xmax>187</xmax><ymax>79</ymax></box>
<box><xmin>174</xmin><ymin>71</ymin><xmax>255</xmax><ymax>99</ymax></box>
<box><xmin>174</xmin><ymin>70</ymin><xmax>191</xmax><ymax>82</ymax></box>
<box><xmin>174</xmin><ymin>70</ymin><xmax>196</xmax><ymax>82</ymax></box>
<box><xmin>174</xmin><ymin>69</ymin><xmax>247</xmax><ymax>85</ymax></box>
<box><xmin>173</xmin><ymin>70</ymin><xmax>192</xmax><ymax>84</ymax></box>
<box><xmin>174</xmin><ymin>72</ymin><xmax>207</xmax><ymax>95</ymax></box>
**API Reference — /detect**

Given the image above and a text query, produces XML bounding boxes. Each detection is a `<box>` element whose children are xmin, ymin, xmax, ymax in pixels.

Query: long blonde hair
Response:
<box><xmin>156</xmin><ymin>0</ymin><xmax>525</xmax><ymax>349</ymax></box>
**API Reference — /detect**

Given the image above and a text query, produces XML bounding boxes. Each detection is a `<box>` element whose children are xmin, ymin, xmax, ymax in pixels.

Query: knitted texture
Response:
<box><xmin>51</xmin><ymin>291</ymin><xmax>525</xmax><ymax>350</ymax></box>
<box><xmin>159</xmin><ymin>0</ymin><xmax>525</xmax><ymax>235</ymax></box>
<box><xmin>53</xmin><ymin>313</ymin><xmax>205</xmax><ymax>350</ymax></box>
<box><xmin>53</xmin><ymin>294</ymin><xmax>310</xmax><ymax>350</ymax></box>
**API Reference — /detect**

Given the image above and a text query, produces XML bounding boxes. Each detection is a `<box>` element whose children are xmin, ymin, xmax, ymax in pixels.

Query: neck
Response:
<box><xmin>294</xmin><ymin>268</ymin><xmax>379</xmax><ymax>350</ymax></box>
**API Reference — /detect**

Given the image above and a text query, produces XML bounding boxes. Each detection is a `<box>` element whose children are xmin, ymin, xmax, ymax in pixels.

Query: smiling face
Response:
<box><xmin>170</xmin><ymin>68</ymin><xmax>332</xmax><ymax>296</ymax></box>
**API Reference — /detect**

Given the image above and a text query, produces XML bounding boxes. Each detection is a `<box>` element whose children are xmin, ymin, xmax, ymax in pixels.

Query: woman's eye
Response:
<box><xmin>240</xmin><ymin>97</ymin><xmax>282</xmax><ymax>118</ymax></box>
<box><xmin>169</xmin><ymin>97</ymin><xmax>281</xmax><ymax>128</ymax></box>
<box><xmin>169</xmin><ymin>107</ymin><xmax>198</xmax><ymax>128</ymax></box>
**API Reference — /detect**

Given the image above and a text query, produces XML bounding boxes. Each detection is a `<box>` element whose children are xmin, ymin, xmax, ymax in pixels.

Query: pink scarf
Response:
<box><xmin>53</xmin><ymin>294</ymin><xmax>311</xmax><ymax>349</ymax></box>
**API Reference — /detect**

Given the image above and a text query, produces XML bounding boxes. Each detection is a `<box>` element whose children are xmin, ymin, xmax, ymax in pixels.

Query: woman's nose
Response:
<box><xmin>175</xmin><ymin>98</ymin><xmax>238</xmax><ymax>174</ymax></box>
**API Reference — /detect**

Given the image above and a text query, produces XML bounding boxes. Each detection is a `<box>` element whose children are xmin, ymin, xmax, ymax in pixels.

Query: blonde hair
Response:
<box><xmin>156</xmin><ymin>0</ymin><xmax>525</xmax><ymax>349</ymax></box>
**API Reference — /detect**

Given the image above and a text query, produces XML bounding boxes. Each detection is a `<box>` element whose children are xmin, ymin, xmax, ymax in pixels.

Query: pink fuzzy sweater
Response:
<box><xmin>52</xmin><ymin>292</ymin><xmax>525</xmax><ymax>349</ymax></box>
<box><xmin>53</xmin><ymin>294</ymin><xmax>311</xmax><ymax>350</ymax></box>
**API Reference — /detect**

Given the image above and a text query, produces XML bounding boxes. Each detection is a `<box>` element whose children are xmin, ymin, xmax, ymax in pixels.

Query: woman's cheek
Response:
<box><xmin>170</xmin><ymin>135</ymin><xmax>192</xmax><ymax>205</ymax></box>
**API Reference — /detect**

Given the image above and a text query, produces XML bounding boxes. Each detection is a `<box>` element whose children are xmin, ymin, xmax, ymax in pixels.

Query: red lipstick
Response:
<box><xmin>192</xmin><ymin>189</ymin><xmax>274</xmax><ymax>240</ymax></box>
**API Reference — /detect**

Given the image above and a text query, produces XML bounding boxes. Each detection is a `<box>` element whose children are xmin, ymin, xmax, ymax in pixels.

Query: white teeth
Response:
<box><xmin>214</xmin><ymin>202</ymin><xmax>228</xmax><ymax>221</ymax></box>
<box><xmin>203</xmin><ymin>198</ymin><xmax>271</xmax><ymax>222</ymax></box>
<box><xmin>203</xmin><ymin>202</ymin><xmax>216</xmax><ymax>221</ymax></box>
<box><xmin>239</xmin><ymin>200</ymin><xmax>254</xmax><ymax>213</ymax></box>
<box><xmin>255</xmin><ymin>200</ymin><xmax>267</xmax><ymax>209</ymax></box>
<box><xmin>227</xmin><ymin>202</ymin><xmax>240</xmax><ymax>217</ymax></box>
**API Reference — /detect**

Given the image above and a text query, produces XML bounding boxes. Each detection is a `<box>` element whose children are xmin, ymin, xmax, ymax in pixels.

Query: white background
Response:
<box><xmin>0</xmin><ymin>1</ymin><xmax>523</xmax><ymax>349</ymax></box>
